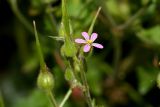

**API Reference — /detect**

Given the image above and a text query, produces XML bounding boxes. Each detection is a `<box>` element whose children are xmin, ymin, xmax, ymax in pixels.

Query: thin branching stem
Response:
<box><xmin>117</xmin><ymin>6</ymin><xmax>147</xmax><ymax>30</ymax></box>
<box><xmin>8</xmin><ymin>0</ymin><xmax>33</xmax><ymax>33</ymax></box>
<box><xmin>99</xmin><ymin>0</ymin><xmax>117</xmax><ymax>27</ymax></box>
<box><xmin>59</xmin><ymin>88</ymin><xmax>72</xmax><ymax>107</ymax></box>
<box><xmin>46</xmin><ymin>4</ymin><xmax>58</xmax><ymax>35</ymax></box>
<box><xmin>112</xmin><ymin>35</ymin><xmax>121</xmax><ymax>78</ymax></box>
<box><xmin>47</xmin><ymin>91</ymin><xmax>58</xmax><ymax>107</ymax></box>
<box><xmin>111</xmin><ymin>3</ymin><xmax>151</xmax><ymax>79</ymax></box>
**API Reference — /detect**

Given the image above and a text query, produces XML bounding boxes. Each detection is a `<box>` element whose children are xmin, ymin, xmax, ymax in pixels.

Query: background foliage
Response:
<box><xmin>0</xmin><ymin>0</ymin><xmax>160</xmax><ymax>107</ymax></box>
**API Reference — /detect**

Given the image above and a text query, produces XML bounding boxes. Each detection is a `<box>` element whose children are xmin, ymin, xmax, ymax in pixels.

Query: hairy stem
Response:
<box><xmin>80</xmin><ymin>58</ymin><xmax>93</xmax><ymax>107</ymax></box>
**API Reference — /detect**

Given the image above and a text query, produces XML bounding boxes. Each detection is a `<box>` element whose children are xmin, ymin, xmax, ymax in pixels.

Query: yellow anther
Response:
<box><xmin>87</xmin><ymin>40</ymin><xmax>92</xmax><ymax>44</ymax></box>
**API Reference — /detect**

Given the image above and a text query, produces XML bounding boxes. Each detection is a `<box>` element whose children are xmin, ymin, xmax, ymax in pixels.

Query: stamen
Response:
<box><xmin>87</xmin><ymin>40</ymin><xmax>92</xmax><ymax>44</ymax></box>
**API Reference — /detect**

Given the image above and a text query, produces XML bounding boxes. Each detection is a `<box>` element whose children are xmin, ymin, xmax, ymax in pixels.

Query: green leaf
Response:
<box><xmin>48</xmin><ymin>36</ymin><xmax>64</xmax><ymax>41</ymax></box>
<box><xmin>87</xmin><ymin>58</ymin><xmax>113</xmax><ymax>96</ymax></box>
<box><xmin>105</xmin><ymin>0</ymin><xmax>119</xmax><ymax>16</ymax></box>
<box><xmin>87</xmin><ymin>68</ymin><xmax>102</xmax><ymax>96</ymax></box>
<box><xmin>22</xmin><ymin>56</ymin><xmax>39</xmax><ymax>73</ymax></box>
<box><xmin>136</xmin><ymin>66</ymin><xmax>159</xmax><ymax>95</ymax></box>
<box><xmin>137</xmin><ymin>25</ymin><xmax>160</xmax><ymax>46</ymax></box>
<box><xmin>67</xmin><ymin>0</ymin><xmax>82</xmax><ymax>16</ymax></box>
<box><xmin>13</xmin><ymin>89</ymin><xmax>52</xmax><ymax>107</ymax></box>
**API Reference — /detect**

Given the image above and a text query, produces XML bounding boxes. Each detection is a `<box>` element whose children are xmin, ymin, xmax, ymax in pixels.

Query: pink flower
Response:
<box><xmin>75</xmin><ymin>32</ymin><xmax>103</xmax><ymax>52</ymax></box>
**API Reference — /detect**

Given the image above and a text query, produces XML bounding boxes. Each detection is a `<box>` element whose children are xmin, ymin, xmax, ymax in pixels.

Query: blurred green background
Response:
<box><xmin>0</xmin><ymin>0</ymin><xmax>160</xmax><ymax>107</ymax></box>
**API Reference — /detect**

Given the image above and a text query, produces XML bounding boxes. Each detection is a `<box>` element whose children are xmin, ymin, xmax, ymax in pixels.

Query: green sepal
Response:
<box><xmin>61</xmin><ymin>38</ymin><xmax>77</xmax><ymax>57</ymax></box>
<box><xmin>65</xmin><ymin>67</ymin><xmax>75</xmax><ymax>82</ymax></box>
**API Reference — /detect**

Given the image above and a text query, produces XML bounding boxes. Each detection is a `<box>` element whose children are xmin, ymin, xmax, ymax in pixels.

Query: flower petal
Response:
<box><xmin>75</xmin><ymin>39</ymin><xmax>86</xmax><ymax>44</ymax></box>
<box><xmin>83</xmin><ymin>44</ymin><xmax>91</xmax><ymax>52</ymax></box>
<box><xmin>82</xmin><ymin>32</ymin><xmax>89</xmax><ymax>40</ymax></box>
<box><xmin>90</xmin><ymin>33</ymin><xmax>98</xmax><ymax>42</ymax></box>
<box><xmin>92</xmin><ymin>43</ymin><xmax>103</xmax><ymax>49</ymax></box>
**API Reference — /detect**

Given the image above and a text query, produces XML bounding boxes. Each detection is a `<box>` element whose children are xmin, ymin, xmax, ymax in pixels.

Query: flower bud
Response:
<box><xmin>61</xmin><ymin>38</ymin><xmax>77</xmax><ymax>57</ymax></box>
<box><xmin>65</xmin><ymin>67</ymin><xmax>75</xmax><ymax>82</ymax></box>
<box><xmin>37</xmin><ymin>70</ymin><xmax>54</xmax><ymax>90</ymax></box>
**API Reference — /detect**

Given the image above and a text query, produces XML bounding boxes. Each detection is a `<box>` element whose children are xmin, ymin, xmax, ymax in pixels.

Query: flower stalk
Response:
<box><xmin>47</xmin><ymin>91</ymin><xmax>58</xmax><ymax>107</ymax></box>
<box><xmin>8</xmin><ymin>0</ymin><xmax>33</xmax><ymax>33</ymax></box>
<box><xmin>75</xmin><ymin>7</ymin><xmax>102</xmax><ymax>107</ymax></box>
<box><xmin>33</xmin><ymin>21</ymin><xmax>58</xmax><ymax>107</ymax></box>
<box><xmin>79</xmin><ymin>58</ymin><xmax>93</xmax><ymax>107</ymax></box>
<box><xmin>61</xmin><ymin>1</ymin><xmax>102</xmax><ymax>107</ymax></box>
<box><xmin>59</xmin><ymin>88</ymin><xmax>72</xmax><ymax>107</ymax></box>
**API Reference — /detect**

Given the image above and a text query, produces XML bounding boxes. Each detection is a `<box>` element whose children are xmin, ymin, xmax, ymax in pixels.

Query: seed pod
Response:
<box><xmin>37</xmin><ymin>70</ymin><xmax>54</xmax><ymax>90</ymax></box>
